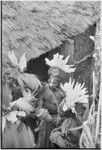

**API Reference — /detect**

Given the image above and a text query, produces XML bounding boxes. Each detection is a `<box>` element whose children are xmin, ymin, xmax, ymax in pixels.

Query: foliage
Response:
<box><xmin>8</xmin><ymin>51</ymin><xmax>27</xmax><ymax>72</ymax></box>
<box><xmin>2</xmin><ymin>89</ymin><xmax>37</xmax><ymax>133</ymax></box>
<box><xmin>2</xmin><ymin>122</ymin><xmax>35</xmax><ymax>148</ymax></box>
<box><xmin>2</xmin><ymin>82</ymin><xmax>12</xmax><ymax>106</ymax></box>
<box><xmin>2</xmin><ymin>51</ymin><xmax>42</xmax><ymax>92</ymax></box>
<box><xmin>16</xmin><ymin>73</ymin><xmax>42</xmax><ymax>91</ymax></box>
<box><xmin>2</xmin><ymin>51</ymin><xmax>42</xmax><ymax>148</ymax></box>
<box><xmin>79</xmin><ymin>104</ymin><xmax>99</xmax><ymax>148</ymax></box>
<box><xmin>8</xmin><ymin>51</ymin><xmax>19</xmax><ymax>67</ymax></box>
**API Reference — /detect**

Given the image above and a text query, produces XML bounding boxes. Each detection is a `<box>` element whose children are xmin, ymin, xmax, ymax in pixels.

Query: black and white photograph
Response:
<box><xmin>1</xmin><ymin>0</ymin><xmax>101</xmax><ymax>149</ymax></box>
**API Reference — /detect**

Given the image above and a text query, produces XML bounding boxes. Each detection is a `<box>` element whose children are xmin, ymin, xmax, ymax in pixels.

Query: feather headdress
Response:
<box><xmin>6</xmin><ymin>111</ymin><xmax>26</xmax><ymax>124</ymax></box>
<box><xmin>9</xmin><ymin>90</ymin><xmax>34</xmax><ymax>114</ymax></box>
<box><xmin>45</xmin><ymin>53</ymin><xmax>75</xmax><ymax>73</ymax></box>
<box><xmin>8</xmin><ymin>51</ymin><xmax>27</xmax><ymax>72</ymax></box>
<box><xmin>60</xmin><ymin>78</ymin><xmax>89</xmax><ymax>113</ymax></box>
<box><xmin>2</xmin><ymin>90</ymin><xmax>34</xmax><ymax>129</ymax></box>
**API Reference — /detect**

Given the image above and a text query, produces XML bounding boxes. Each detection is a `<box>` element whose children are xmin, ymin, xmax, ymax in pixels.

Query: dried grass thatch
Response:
<box><xmin>2</xmin><ymin>1</ymin><xmax>100</xmax><ymax>61</ymax></box>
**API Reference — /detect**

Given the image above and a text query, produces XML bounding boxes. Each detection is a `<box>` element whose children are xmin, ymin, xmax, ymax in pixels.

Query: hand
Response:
<box><xmin>36</xmin><ymin>108</ymin><xmax>53</xmax><ymax>122</ymax></box>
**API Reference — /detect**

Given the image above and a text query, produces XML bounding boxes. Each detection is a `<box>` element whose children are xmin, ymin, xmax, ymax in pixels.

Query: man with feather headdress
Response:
<box><xmin>36</xmin><ymin>53</ymin><xmax>89</xmax><ymax>148</ymax></box>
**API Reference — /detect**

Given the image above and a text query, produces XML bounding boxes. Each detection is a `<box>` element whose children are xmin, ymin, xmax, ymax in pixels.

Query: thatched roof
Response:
<box><xmin>2</xmin><ymin>1</ymin><xmax>100</xmax><ymax>61</ymax></box>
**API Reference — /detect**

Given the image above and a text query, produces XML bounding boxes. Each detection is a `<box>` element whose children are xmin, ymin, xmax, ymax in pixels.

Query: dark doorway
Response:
<box><xmin>26</xmin><ymin>47</ymin><xmax>62</xmax><ymax>82</ymax></box>
<box><xmin>26</xmin><ymin>53</ymin><xmax>49</xmax><ymax>82</ymax></box>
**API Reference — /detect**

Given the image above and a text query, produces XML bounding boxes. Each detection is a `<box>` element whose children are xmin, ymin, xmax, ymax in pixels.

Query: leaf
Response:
<box><xmin>8</xmin><ymin>51</ymin><xmax>18</xmax><ymax>67</ymax></box>
<box><xmin>27</xmin><ymin>126</ymin><xmax>36</xmax><ymax>147</ymax></box>
<box><xmin>20</xmin><ymin>124</ymin><xmax>35</xmax><ymax>148</ymax></box>
<box><xmin>2</xmin><ymin>116</ymin><xmax>6</xmax><ymax>132</ymax></box>
<box><xmin>17</xmin><ymin>75</ymin><xmax>25</xmax><ymax>89</ymax></box>
<box><xmin>17</xmin><ymin>73</ymin><xmax>42</xmax><ymax>90</ymax></box>
<box><xmin>79</xmin><ymin>124</ymin><xmax>95</xmax><ymax>148</ymax></box>
<box><xmin>22</xmin><ymin>89</ymin><xmax>32</xmax><ymax>98</ymax></box>
<box><xmin>2</xmin><ymin>83</ymin><xmax>12</xmax><ymax>107</ymax></box>
<box><xmin>2</xmin><ymin>122</ymin><xmax>35</xmax><ymax>148</ymax></box>
<box><xmin>18</xmin><ymin>53</ymin><xmax>27</xmax><ymax>72</ymax></box>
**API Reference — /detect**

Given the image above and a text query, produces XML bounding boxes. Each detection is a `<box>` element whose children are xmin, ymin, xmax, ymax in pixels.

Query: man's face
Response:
<box><xmin>48</xmin><ymin>67</ymin><xmax>59</xmax><ymax>77</ymax></box>
<box><xmin>48</xmin><ymin>67</ymin><xmax>68</xmax><ymax>86</ymax></box>
<box><xmin>48</xmin><ymin>75</ymin><xmax>61</xmax><ymax>88</ymax></box>
<box><xmin>47</xmin><ymin>67</ymin><xmax>61</xmax><ymax>88</ymax></box>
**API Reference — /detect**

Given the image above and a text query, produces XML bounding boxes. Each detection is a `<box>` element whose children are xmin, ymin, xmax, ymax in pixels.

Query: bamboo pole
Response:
<box><xmin>93</xmin><ymin>19</ymin><xmax>101</xmax><ymax>105</ymax></box>
<box><xmin>93</xmin><ymin>19</ymin><xmax>101</xmax><ymax>147</ymax></box>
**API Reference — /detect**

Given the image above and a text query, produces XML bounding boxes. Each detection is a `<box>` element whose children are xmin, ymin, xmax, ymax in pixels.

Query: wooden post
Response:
<box><xmin>93</xmin><ymin>19</ymin><xmax>101</xmax><ymax>104</ymax></box>
<box><xmin>93</xmin><ymin>19</ymin><xmax>101</xmax><ymax>147</ymax></box>
<box><xmin>64</xmin><ymin>39</ymin><xmax>74</xmax><ymax>64</ymax></box>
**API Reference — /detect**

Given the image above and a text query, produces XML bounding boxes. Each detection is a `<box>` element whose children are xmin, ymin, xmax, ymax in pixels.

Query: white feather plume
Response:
<box><xmin>9</xmin><ymin>91</ymin><xmax>34</xmax><ymax>114</ymax></box>
<box><xmin>6</xmin><ymin>111</ymin><xmax>18</xmax><ymax>123</ymax></box>
<box><xmin>60</xmin><ymin>78</ymin><xmax>89</xmax><ymax>112</ymax></box>
<box><xmin>45</xmin><ymin>53</ymin><xmax>75</xmax><ymax>73</ymax></box>
<box><xmin>6</xmin><ymin>111</ymin><xmax>26</xmax><ymax>124</ymax></box>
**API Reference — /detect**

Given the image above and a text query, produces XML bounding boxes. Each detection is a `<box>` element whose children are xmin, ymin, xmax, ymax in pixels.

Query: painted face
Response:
<box><xmin>51</xmin><ymin>68</ymin><xmax>59</xmax><ymax>76</ymax></box>
<box><xmin>48</xmin><ymin>67</ymin><xmax>68</xmax><ymax>83</ymax></box>
<box><xmin>48</xmin><ymin>68</ymin><xmax>60</xmax><ymax>87</ymax></box>
<box><xmin>48</xmin><ymin>76</ymin><xmax>61</xmax><ymax>88</ymax></box>
<box><xmin>48</xmin><ymin>67</ymin><xmax>60</xmax><ymax>77</ymax></box>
